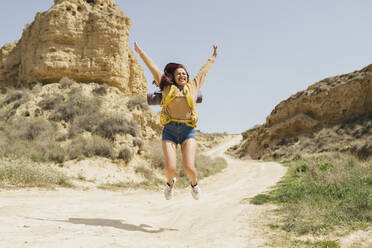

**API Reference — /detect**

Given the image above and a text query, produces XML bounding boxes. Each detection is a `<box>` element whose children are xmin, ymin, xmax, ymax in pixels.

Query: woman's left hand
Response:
<box><xmin>212</xmin><ymin>45</ymin><xmax>218</xmax><ymax>58</ymax></box>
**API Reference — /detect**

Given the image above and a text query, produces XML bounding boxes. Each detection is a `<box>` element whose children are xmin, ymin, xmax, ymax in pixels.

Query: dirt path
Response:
<box><xmin>0</xmin><ymin>136</ymin><xmax>287</xmax><ymax>248</ymax></box>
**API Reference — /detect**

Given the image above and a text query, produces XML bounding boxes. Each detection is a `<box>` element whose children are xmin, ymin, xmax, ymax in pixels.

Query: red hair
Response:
<box><xmin>157</xmin><ymin>63</ymin><xmax>189</xmax><ymax>90</ymax></box>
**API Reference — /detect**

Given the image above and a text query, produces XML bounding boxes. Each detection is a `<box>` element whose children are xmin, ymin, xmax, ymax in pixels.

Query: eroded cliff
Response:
<box><xmin>232</xmin><ymin>64</ymin><xmax>372</xmax><ymax>160</ymax></box>
<box><xmin>0</xmin><ymin>0</ymin><xmax>145</xmax><ymax>95</ymax></box>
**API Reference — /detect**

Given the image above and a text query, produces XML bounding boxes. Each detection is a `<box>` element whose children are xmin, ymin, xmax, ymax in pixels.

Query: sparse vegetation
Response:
<box><xmin>0</xmin><ymin>84</ymin><xmax>143</xmax><ymax>165</ymax></box>
<box><xmin>0</xmin><ymin>159</ymin><xmax>73</xmax><ymax>188</ymax></box>
<box><xmin>68</xmin><ymin>112</ymin><xmax>106</xmax><ymax>137</ymax></box>
<box><xmin>66</xmin><ymin>135</ymin><xmax>114</xmax><ymax>160</ymax></box>
<box><xmin>49</xmin><ymin>88</ymin><xmax>101</xmax><ymax>122</ymax></box>
<box><xmin>290</xmin><ymin>239</ymin><xmax>340</xmax><ymax>248</ymax></box>
<box><xmin>2</xmin><ymin>90</ymin><xmax>24</xmax><ymax>106</ymax></box>
<box><xmin>94</xmin><ymin>115</ymin><xmax>139</xmax><ymax>140</ymax></box>
<box><xmin>38</xmin><ymin>94</ymin><xmax>64</xmax><ymax>110</ymax></box>
<box><xmin>250</xmin><ymin>152</ymin><xmax>372</xmax><ymax>236</ymax></box>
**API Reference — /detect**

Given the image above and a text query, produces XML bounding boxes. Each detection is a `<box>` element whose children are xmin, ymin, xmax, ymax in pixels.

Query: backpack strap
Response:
<box><xmin>160</xmin><ymin>83</ymin><xmax>198</xmax><ymax>127</ymax></box>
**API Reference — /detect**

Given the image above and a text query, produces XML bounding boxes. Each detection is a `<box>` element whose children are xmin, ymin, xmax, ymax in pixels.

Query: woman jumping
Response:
<box><xmin>134</xmin><ymin>42</ymin><xmax>217</xmax><ymax>200</ymax></box>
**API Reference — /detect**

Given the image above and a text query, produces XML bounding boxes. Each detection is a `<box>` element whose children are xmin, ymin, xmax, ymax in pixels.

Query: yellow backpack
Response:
<box><xmin>160</xmin><ymin>84</ymin><xmax>198</xmax><ymax>128</ymax></box>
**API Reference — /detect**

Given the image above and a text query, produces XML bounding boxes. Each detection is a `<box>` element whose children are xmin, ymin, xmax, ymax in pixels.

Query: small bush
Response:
<box><xmin>92</xmin><ymin>85</ymin><xmax>107</xmax><ymax>95</ymax></box>
<box><xmin>47</xmin><ymin>143</ymin><xmax>66</xmax><ymax>163</ymax></box>
<box><xmin>69</xmin><ymin>112</ymin><xmax>105</xmax><ymax>137</ymax></box>
<box><xmin>2</xmin><ymin>90</ymin><xmax>23</xmax><ymax>105</ymax></box>
<box><xmin>18</xmin><ymin>119</ymin><xmax>55</xmax><ymax>140</ymax></box>
<box><xmin>38</xmin><ymin>94</ymin><xmax>64</xmax><ymax>110</ymax></box>
<box><xmin>133</xmin><ymin>138</ymin><xmax>143</xmax><ymax>148</ymax></box>
<box><xmin>59</xmin><ymin>77</ymin><xmax>75</xmax><ymax>89</ymax></box>
<box><xmin>95</xmin><ymin>116</ymin><xmax>139</xmax><ymax>140</ymax></box>
<box><xmin>127</xmin><ymin>96</ymin><xmax>149</xmax><ymax>111</ymax></box>
<box><xmin>67</xmin><ymin>135</ymin><xmax>114</xmax><ymax>160</ymax></box>
<box><xmin>88</xmin><ymin>136</ymin><xmax>113</xmax><ymax>158</ymax></box>
<box><xmin>0</xmin><ymin>88</ymin><xmax>7</xmax><ymax>94</ymax></box>
<box><xmin>117</xmin><ymin>147</ymin><xmax>132</xmax><ymax>163</ymax></box>
<box><xmin>49</xmin><ymin>102</ymin><xmax>80</xmax><ymax>122</ymax></box>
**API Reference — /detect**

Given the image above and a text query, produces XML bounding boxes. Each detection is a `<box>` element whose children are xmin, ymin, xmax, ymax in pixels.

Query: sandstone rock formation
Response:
<box><xmin>233</xmin><ymin>64</ymin><xmax>372</xmax><ymax>160</ymax></box>
<box><xmin>0</xmin><ymin>0</ymin><xmax>146</xmax><ymax>95</ymax></box>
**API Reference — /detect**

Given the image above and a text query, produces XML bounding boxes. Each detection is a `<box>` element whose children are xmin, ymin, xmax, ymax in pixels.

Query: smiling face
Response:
<box><xmin>174</xmin><ymin>68</ymin><xmax>188</xmax><ymax>87</ymax></box>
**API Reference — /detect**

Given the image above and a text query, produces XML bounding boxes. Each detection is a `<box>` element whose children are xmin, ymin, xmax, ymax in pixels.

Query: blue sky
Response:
<box><xmin>1</xmin><ymin>1</ymin><xmax>371</xmax><ymax>134</ymax></box>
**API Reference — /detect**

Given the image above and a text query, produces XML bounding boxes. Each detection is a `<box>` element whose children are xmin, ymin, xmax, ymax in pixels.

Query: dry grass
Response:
<box><xmin>94</xmin><ymin>115</ymin><xmax>139</xmax><ymax>140</ymax></box>
<box><xmin>38</xmin><ymin>94</ymin><xmax>65</xmax><ymax>110</ymax></box>
<box><xmin>49</xmin><ymin>88</ymin><xmax>101</xmax><ymax>122</ymax></box>
<box><xmin>0</xmin><ymin>159</ymin><xmax>73</xmax><ymax>189</ymax></box>
<box><xmin>66</xmin><ymin>135</ymin><xmax>115</xmax><ymax>160</ymax></box>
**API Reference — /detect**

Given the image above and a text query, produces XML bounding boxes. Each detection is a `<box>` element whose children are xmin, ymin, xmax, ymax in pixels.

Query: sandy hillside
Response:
<box><xmin>0</xmin><ymin>136</ymin><xmax>287</xmax><ymax>248</ymax></box>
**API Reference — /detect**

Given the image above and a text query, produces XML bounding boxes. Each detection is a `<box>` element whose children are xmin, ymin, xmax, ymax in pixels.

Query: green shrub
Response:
<box><xmin>292</xmin><ymin>239</ymin><xmax>340</xmax><ymax>248</ymax></box>
<box><xmin>252</xmin><ymin>152</ymin><xmax>372</xmax><ymax>235</ymax></box>
<box><xmin>317</xmin><ymin>162</ymin><xmax>334</xmax><ymax>171</ymax></box>
<box><xmin>0</xmin><ymin>87</ymin><xmax>7</xmax><ymax>94</ymax></box>
<box><xmin>250</xmin><ymin>194</ymin><xmax>272</xmax><ymax>205</ymax></box>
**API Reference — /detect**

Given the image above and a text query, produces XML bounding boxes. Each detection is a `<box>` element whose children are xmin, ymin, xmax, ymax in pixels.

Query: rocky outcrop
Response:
<box><xmin>233</xmin><ymin>64</ymin><xmax>372</xmax><ymax>160</ymax></box>
<box><xmin>0</xmin><ymin>0</ymin><xmax>146</xmax><ymax>95</ymax></box>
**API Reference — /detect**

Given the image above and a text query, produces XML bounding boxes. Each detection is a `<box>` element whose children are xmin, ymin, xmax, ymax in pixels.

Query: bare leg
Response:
<box><xmin>162</xmin><ymin>140</ymin><xmax>177</xmax><ymax>185</ymax></box>
<box><xmin>181</xmin><ymin>138</ymin><xmax>197</xmax><ymax>186</ymax></box>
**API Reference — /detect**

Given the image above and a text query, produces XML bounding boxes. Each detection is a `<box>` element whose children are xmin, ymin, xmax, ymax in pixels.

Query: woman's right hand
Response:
<box><xmin>212</xmin><ymin>45</ymin><xmax>218</xmax><ymax>58</ymax></box>
<box><xmin>134</xmin><ymin>42</ymin><xmax>141</xmax><ymax>54</ymax></box>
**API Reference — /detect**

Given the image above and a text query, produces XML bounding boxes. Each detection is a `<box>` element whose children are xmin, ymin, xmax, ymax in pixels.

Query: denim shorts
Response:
<box><xmin>162</xmin><ymin>122</ymin><xmax>196</xmax><ymax>145</ymax></box>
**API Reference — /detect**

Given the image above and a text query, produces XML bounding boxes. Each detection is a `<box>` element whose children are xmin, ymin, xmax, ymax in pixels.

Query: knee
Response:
<box><xmin>183</xmin><ymin>162</ymin><xmax>195</xmax><ymax>173</ymax></box>
<box><xmin>165</xmin><ymin>162</ymin><xmax>176</xmax><ymax>173</ymax></box>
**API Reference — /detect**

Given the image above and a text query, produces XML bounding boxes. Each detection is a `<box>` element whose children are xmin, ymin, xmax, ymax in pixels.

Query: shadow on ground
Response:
<box><xmin>25</xmin><ymin>217</ymin><xmax>178</xmax><ymax>233</ymax></box>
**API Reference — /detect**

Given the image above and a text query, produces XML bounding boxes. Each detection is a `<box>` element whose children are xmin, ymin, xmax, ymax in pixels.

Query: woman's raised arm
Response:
<box><xmin>134</xmin><ymin>42</ymin><xmax>162</xmax><ymax>86</ymax></box>
<box><xmin>193</xmin><ymin>45</ymin><xmax>218</xmax><ymax>89</ymax></box>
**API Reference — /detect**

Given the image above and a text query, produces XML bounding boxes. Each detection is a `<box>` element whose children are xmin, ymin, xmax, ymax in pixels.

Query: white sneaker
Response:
<box><xmin>164</xmin><ymin>178</ymin><xmax>176</xmax><ymax>200</ymax></box>
<box><xmin>191</xmin><ymin>183</ymin><xmax>200</xmax><ymax>200</ymax></box>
